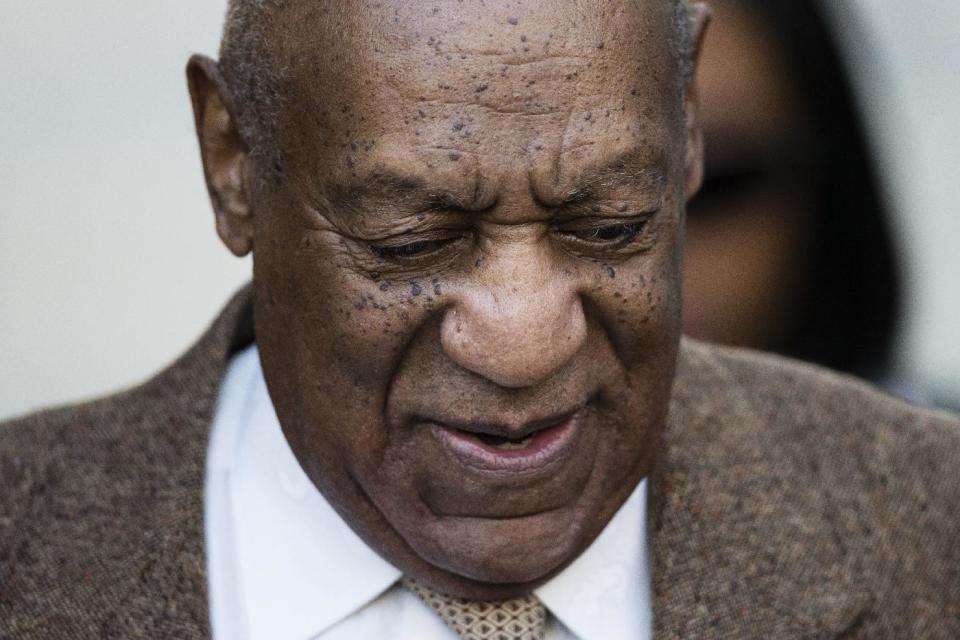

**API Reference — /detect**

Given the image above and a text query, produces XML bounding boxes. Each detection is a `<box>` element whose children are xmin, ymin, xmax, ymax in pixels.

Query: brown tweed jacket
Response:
<box><xmin>2</xmin><ymin>287</ymin><xmax>958</xmax><ymax>639</ymax></box>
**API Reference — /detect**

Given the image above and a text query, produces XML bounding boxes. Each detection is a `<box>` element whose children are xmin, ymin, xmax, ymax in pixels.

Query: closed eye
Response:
<box><xmin>370</xmin><ymin>237</ymin><xmax>461</xmax><ymax>261</ymax></box>
<box><xmin>565</xmin><ymin>220</ymin><xmax>648</xmax><ymax>244</ymax></box>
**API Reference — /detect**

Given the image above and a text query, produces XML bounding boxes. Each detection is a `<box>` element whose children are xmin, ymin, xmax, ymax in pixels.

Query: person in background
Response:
<box><xmin>683</xmin><ymin>0</ymin><xmax>902</xmax><ymax>383</ymax></box>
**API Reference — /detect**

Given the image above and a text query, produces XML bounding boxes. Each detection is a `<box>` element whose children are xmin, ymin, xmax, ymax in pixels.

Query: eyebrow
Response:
<box><xmin>556</xmin><ymin>146</ymin><xmax>667</xmax><ymax>203</ymax></box>
<box><xmin>332</xmin><ymin>170</ymin><xmax>478</xmax><ymax>214</ymax></box>
<box><xmin>330</xmin><ymin>145</ymin><xmax>667</xmax><ymax>214</ymax></box>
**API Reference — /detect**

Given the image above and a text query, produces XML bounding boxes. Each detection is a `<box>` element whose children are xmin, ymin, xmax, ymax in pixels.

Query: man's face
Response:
<box><xmin>198</xmin><ymin>0</ymin><xmax>700</xmax><ymax>598</ymax></box>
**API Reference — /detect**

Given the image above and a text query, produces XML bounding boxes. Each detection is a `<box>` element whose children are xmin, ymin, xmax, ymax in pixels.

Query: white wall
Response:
<box><xmin>0</xmin><ymin>1</ymin><xmax>250</xmax><ymax>419</ymax></box>
<box><xmin>1</xmin><ymin>0</ymin><xmax>958</xmax><ymax>419</ymax></box>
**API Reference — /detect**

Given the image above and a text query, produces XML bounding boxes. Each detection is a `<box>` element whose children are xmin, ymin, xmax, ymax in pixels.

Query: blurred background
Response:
<box><xmin>1</xmin><ymin>0</ymin><xmax>958</xmax><ymax>420</ymax></box>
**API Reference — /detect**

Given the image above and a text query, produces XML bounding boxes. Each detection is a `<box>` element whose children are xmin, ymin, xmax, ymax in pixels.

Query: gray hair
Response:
<box><xmin>218</xmin><ymin>0</ymin><xmax>285</xmax><ymax>179</ymax></box>
<box><xmin>218</xmin><ymin>0</ymin><xmax>695</xmax><ymax>182</ymax></box>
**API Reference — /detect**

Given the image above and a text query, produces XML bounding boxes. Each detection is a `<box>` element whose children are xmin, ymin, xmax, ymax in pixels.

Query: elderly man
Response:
<box><xmin>1</xmin><ymin>0</ymin><xmax>958</xmax><ymax>638</ymax></box>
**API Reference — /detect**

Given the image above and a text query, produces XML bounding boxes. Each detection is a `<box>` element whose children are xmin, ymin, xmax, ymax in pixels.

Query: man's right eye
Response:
<box><xmin>371</xmin><ymin>239</ymin><xmax>448</xmax><ymax>260</ymax></box>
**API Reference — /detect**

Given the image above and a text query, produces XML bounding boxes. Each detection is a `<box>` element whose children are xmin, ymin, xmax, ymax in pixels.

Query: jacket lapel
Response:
<box><xmin>150</xmin><ymin>285</ymin><xmax>256</xmax><ymax>633</ymax></box>
<box><xmin>103</xmin><ymin>285</ymin><xmax>254</xmax><ymax>636</ymax></box>
<box><xmin>651</xmin><ymin>340</ymin><xmax>870</xmax><ymax>639</ymax></box>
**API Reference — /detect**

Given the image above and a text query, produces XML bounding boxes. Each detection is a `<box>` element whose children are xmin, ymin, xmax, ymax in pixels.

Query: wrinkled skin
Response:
<box><xmin>189</xmin><ymin>0</ymin><xmax>708</xmax><ymax>599</ymax></box>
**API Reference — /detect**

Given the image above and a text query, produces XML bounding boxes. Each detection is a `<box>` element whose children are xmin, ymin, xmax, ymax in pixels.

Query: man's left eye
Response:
<box><xmin>568</xmin><ymin>221</ymin><xmax>647</xmax><ymax>243</ymax></box>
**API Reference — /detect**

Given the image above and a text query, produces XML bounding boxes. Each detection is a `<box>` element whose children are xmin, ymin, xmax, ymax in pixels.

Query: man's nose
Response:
<box><xmin>440</xmin><ymin>242</ymin><xmax>587</xmax><ymax>389</ymax></box>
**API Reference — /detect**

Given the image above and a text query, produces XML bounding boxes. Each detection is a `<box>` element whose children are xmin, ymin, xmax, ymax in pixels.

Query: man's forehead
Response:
<box><xmin>268</xmin><ymin>0</ymin><xmax>681</xmax><ymax>190</ymax></box>
<box><xmin>274</xmin><ymin>0</ymin><xmax>672</xmax><ymax>48</ymax></box>
<box><xmin>271</xmin><ymin>0</ymin><xmax>678</xmax><ymax>105</ymax></box>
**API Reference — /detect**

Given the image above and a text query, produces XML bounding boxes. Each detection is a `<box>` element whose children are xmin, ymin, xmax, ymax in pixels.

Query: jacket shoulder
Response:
<box><xmin>689</xmin><ymin>340</ymin><xmax>960</xmax><ymax>458</ymax></box>
<box><xmin>0</xmin><ymin>339</ymin><xmax>225</xmax><ymax>515</ymax></box>
<box><xmin>0</xmin><ymin>389</ymin><xmax>155</xmax><ymax>549</ymax></box>
<box><xmin>0</xmin><ymin>370</ymin><xmax>214</xmax><ymax>632</ymax></box>
<box><xmin>684</xmin><ymin>340</ymin><xmax>960</xmax><ymax>515</ymax></box>
<box><xmin>0</xmin><ymin>286</ymin><xmax>251</xmax><ymax>638</ymax></box>
<box><xmin>678</xmin><ymin>340</ymin><xmax>960</xmax><ymax>634</ymax></box>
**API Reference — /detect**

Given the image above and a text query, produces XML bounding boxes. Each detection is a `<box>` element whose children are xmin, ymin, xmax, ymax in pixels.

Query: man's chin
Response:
<box><xmin>407</xmin><ymin>508</ymin><xmax>585</xmax><ymax>592</ymax></box>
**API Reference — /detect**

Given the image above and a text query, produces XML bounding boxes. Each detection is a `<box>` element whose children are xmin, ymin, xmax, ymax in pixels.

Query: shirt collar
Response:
<box><xmin>227</xmin><ymin>346</ymin><xmax>648</xmax><ymax>640</ymax></box>
<box><xmin>535</xmin><ymin>479</ymin><xmax>650</xmax><ymax>640</ymax></box>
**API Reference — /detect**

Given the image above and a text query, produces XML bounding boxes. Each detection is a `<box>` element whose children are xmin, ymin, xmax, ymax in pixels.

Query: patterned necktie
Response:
<box><xmin>403</xmin><ymin>576</ymin><xmax>548</xmax><ymax>640</ymax></box>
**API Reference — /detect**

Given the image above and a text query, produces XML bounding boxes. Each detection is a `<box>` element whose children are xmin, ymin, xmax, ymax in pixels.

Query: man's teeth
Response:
<box><xmin>470</xmin><ymin>430</ymin><xmax>537</xmax><ymax>449</ymax></box>
<box><xmin>491</xmin><ymin>435</ymin><xmax>534</xmax><ymax>450</ymax></box>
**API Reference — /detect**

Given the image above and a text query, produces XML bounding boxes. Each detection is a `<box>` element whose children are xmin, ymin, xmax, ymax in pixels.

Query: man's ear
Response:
<box><xmin>187</xmin><ymin>54</ymin><xmax>254</xmax><ymax>257</ymax></box>
<box><xmin>683</xmin><ymin>2</ymin><xmax>712</xmax><ymax>200</ymax></box>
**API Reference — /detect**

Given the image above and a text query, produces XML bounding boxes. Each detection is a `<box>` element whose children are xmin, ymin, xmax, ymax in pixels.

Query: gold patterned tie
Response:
<box><xmin>403</xmin><ymin>576</ymin><xmax>547</xmax><ymax>640</ymax></box>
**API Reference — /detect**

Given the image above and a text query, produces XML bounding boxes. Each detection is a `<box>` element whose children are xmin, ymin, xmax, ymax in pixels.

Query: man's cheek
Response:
<box><xmin>288</xmin><ymin>270</ymin><xmax>441</xmax><ymax>395</ymax></box>
<box><xmin>591</xmin><ymin>262</ymin><xmax>680</xmax><ymax>354</ymax></box>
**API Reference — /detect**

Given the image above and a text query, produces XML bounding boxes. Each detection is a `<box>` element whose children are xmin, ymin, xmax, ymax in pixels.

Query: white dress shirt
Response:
<box><xmin>205</xmin><ymin>345</ymin><xmax>652</xmax><ymax>640</ymax></box>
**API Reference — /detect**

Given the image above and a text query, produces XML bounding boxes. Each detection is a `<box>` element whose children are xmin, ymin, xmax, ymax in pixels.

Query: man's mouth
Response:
<box><xmin>430</xmin><ymin>410</ymin><xmax>582</xmax><ymax>474</ymax></box>
<box><xmin>472</xmin><ymin>431</ymin><xmax>538</xmax><ymax>450</ymax></box>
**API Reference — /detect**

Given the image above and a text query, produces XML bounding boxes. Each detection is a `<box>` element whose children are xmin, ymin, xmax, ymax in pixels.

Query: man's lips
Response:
<box><xmin>429</xmin><ymin>410</ymin><xmax>582</xmax><ymax>474</ymax></box>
